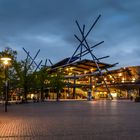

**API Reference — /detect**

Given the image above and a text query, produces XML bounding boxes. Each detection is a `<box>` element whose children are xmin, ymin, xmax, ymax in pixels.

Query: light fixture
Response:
<box><xmin>132</xmin><ymin>77</ymin><xmax>136</xmax><ymax>83</ymax></box>
<box><xmin>0</xmin><ymin>57</ymin><xmax>11</xmax><ymax>112</ymax></box>
<box><xmin>118</xmin><ymin>73</ymin><xmax>122</xmax><ymax>77</ymax></box>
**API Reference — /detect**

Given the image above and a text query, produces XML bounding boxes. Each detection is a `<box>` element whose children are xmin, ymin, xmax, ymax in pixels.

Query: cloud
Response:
<box><xmin>0</xmin><ymin>0</ymin><xmax>140</xmax><ymax>68</ymax></box>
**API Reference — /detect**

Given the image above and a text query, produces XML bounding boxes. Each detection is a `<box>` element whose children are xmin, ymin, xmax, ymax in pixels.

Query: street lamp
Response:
<box><xmin>0</xmin><ymin>57</ymin><xmax>11</xmax><ymax>112</ymax></box>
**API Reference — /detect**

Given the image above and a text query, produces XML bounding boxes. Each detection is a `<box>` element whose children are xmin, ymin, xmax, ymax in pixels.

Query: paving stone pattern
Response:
<box><xmin>0</xmin><ymin>100</ymin><xmax>140</xmax><ymax>140</ymax></box>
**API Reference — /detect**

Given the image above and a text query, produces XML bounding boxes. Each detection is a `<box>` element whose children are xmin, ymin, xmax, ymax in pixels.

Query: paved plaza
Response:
<box><xmin>0</xmin><ymin>100</ymin><xmax>140</xmax><ymax>140</ymax></box>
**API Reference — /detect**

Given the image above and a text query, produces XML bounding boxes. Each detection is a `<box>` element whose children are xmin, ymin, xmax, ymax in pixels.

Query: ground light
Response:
<box><xmin>0</xmin><ymin>57</ymin><xmax>11</xmax><ymax>112</ymax></box>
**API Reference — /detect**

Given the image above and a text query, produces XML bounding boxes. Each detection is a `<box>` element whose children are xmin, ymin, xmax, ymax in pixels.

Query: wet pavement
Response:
<box><xmin>0</xmin><ymin>100</ymin><xmax>140</xmax><ymax>140</ymax></box>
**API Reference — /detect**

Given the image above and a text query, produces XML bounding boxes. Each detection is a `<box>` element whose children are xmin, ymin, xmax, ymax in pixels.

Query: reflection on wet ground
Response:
<box><xmin>0</xmin><ymin>100</ymin><xmax>140</xmax><ymax>140</ymax></box>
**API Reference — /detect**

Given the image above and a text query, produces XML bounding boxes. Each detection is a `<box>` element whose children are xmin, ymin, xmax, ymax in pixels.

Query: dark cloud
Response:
<box><xmin>0</xmin><ymin>0</ymin><xmax>140</xmax><ymax>68</ymax></box>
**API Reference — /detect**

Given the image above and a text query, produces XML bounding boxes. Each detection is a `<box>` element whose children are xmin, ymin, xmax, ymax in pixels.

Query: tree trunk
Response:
<box><xmin>24</xmin><ymin>85</ymin><xmax>28</xmax><ymax>102</ymax></box>
<box><xmin>56</xmin><ymin>90</ymin><xmax>60</xmax><ymax>101</ymax></box>
<box><xmin>41</xmin><ymin>86</ymin><xmax>44</xmax><ymax>101</ymax></box>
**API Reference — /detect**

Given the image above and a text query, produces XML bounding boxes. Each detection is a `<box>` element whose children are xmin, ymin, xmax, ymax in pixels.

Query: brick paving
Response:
<box><xmin>0</xmin><ymin>100</ymin><xmax>140</xmax><ymax>140</ymax></box>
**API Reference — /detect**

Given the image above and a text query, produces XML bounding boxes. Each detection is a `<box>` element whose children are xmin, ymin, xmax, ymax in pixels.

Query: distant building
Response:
<box><xmin>50</xmin><ymin>58</ymin><xmax>140</xmax><ymax>100</ymax></box>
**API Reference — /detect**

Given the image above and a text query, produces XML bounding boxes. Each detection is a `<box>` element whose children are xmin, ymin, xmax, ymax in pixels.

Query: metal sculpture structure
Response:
<box><xmin>22</xmin><ymin>48</ymin><xmax>53</xmax><ymax>99</ymax></box>
<box><xmin>43</xmin><ymin>58</ymin><xmax>53</xmax><ymax>68</ymax></box>
<box><xmin>67</xmin><ymin>15</ymin><xmax>118</xmax><ymax>99</ymax></box>
<box><xmin>23</xmin><ymin>48</ymin><xmax>43</xmax><ymax>72</ymax></box>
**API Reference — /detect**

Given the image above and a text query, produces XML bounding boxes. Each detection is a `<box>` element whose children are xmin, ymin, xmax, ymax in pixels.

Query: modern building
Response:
<box><xmin>50</xmin><ymin>57</ymin><xmax>140</xmax><ymax>100</ymax></box>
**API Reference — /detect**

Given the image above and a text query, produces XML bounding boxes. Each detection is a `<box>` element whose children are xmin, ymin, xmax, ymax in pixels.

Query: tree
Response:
<box><xmin>0</xmin><ymin>47</ymin><xmax>35</xmax><ymax>102</ymax></box>
<box><xmin>49</xmin><ymin>69</ymin><xmax>65</xmax><ymax>101</ymax></box>
<box><xmin>32</xmin><ymin>66</ymin><xmax>50</xmax><ymax>101</ymax></box>
<box><xmin>0</xmin><ymin>47</ymin><xmax>18</xmax><ymax>100</ymax></box>
<box><xmin>13</xmin><ymin>56</ymin><xmax>35</xmax><ymax>102</ymax></box>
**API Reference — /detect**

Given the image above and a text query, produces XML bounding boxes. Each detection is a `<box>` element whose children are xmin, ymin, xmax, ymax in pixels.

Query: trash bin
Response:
<box><xmin>87</xmin><ymin>89</ymin><xmax>92</xmax><ymax>101</ymax></box>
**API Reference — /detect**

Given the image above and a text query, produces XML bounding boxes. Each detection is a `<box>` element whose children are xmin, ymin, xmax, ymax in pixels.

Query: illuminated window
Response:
<box><xmin>118</xmin><ymin>73</ymin><xmax>122</xmax><ymax>76</ymax></box>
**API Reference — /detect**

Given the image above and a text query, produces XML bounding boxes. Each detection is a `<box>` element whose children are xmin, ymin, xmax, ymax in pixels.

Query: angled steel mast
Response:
<box><xmin>67</xmin><ymin>15</ymin><xmax>116</xmax><ymax>99</ymax></box>
<box><xmin>23</xmin><ymin>48</ymin><xmax>42</xmax><ymax>72</ymax></box>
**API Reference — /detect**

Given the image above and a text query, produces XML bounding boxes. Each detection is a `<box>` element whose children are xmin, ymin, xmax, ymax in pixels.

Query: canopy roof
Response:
<box><xmin>51</xmin><ymin>58</ymin><xmax>116</xmax><ymax>74</ymax></box>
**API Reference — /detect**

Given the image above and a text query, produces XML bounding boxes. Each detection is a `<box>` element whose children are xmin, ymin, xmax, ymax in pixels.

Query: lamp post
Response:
<box><xmin>0</xmin><ymin>57</ymin><xmax>11</xmax><ymax>112</ymax></box>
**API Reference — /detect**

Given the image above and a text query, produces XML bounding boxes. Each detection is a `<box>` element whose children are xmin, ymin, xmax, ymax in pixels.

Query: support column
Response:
<box><xmin>67</xmin><ymin>79</ymin><xmax>70</xmax><ymax>98</ymax></box>
<box><xmin>139</xmin><ymin>89</ymin><xmax>140</xmax><ymax>96</ymax></box>
<box><xmin>89</xmin><ymin>76</ymin><xmax>92</xmax><ymax>91</ymax></box>
<box><xmin>73</xmin><ymin>73</ymin><xmax>76</xmax><ymax>99</ymax></box>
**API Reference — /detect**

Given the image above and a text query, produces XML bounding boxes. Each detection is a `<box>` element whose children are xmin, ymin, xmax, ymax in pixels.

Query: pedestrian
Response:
<box><xmin>130</xmin><ymin>96</ymin><xmax>133</xmax><ymax>101</ymax></box>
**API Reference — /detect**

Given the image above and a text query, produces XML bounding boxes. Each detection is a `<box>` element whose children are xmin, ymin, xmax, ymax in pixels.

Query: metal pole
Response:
<box><xmin>73</xmin><ymin>73</ymin><xmax>76</xmax><ymax>99</ymax></box>
<box><xmin>75</xmin><ymin>20</ymin><xmax>113</xmax><ymax>99</ymax></box>
<box><xmin>5</xmin><ymin>65</ymin><xmax>8</xmax><ymax>112</ymax></box>
<box><xmin>68</xmin><ymin>15</ymin><xmax>101</xmax><ymax>64</ymax></box>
